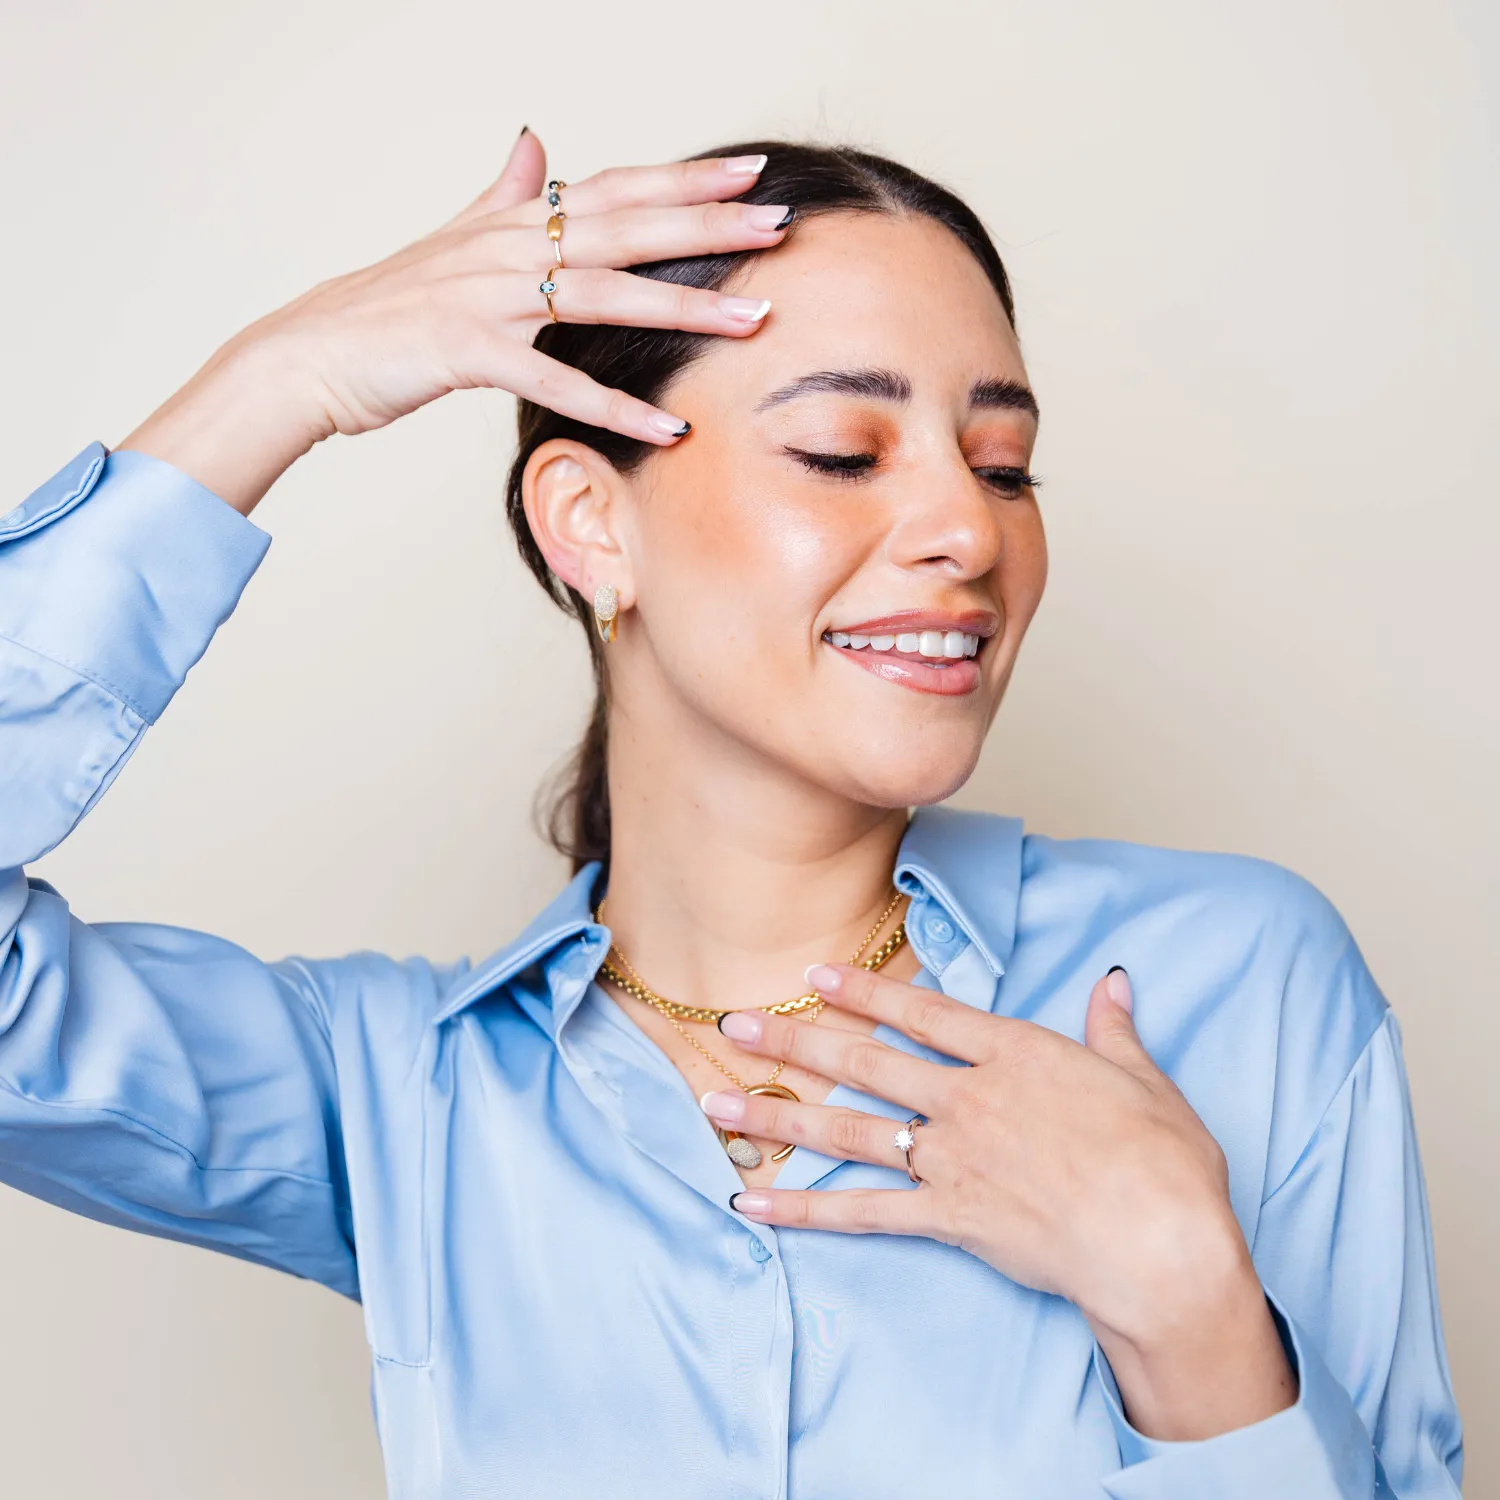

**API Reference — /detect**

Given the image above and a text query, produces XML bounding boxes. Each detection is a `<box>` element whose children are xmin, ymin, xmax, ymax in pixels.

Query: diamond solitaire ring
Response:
<box><xmin>895</xmin><ymin>1115</ymin><xmax>926</xmax><ymax>1183</ymax></box>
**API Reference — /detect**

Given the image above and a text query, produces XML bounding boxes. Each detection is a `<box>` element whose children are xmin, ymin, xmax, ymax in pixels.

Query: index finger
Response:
<box><xmin>508</xmin><ymin>153</ymin><xmax>770</xmax><ymax>224</ymax></box>
<box><xmin>806</xmin><ymin>964</ymin><xmax>998</xmax><ymax>1066</ymax></box>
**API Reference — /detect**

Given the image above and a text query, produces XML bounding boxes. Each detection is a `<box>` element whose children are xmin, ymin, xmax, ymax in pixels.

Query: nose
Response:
<box><xmin>885</xmin><ymin>453</ymin><xmax>1008</xmax><ymax>582</ymax></box>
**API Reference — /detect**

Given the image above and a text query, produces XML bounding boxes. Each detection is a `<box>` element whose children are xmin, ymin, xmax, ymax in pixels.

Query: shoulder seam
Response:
<box><xmin>1257</xmin><ymin>1001</ymin><xmax>1394</xmax><ymax>1210</ymax></box>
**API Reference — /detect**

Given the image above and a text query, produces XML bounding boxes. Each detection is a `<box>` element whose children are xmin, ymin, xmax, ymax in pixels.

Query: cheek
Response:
<box><xmin>654</xmin><ymin>479</ymin><xmax>855</xmax><ymax>649</ymax></box>
<box><xmin>997</xmin><ymin>506</ymin><xmax>1048</xmax><ymax>631</ymax></box>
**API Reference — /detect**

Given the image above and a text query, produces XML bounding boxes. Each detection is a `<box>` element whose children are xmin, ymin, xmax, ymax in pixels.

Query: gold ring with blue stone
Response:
<box><xmin>539</xmin><ymin>271</ymin><xmax>560</xmax><ymax>323</ymax></box>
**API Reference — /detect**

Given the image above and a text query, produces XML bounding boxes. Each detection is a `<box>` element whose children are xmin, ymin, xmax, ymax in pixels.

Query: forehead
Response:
<box><xmin>680</xmin><ymin>211</ymin><xmax>1026</xmax><ymax>402</ymax></box>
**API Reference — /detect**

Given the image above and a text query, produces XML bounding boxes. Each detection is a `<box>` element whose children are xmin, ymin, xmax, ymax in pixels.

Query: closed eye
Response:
<box><xmin>977</xmin><ymin>466</ymin><xmax>1042</xmax><ymax>497</ymax></box>
<box><xmin>788</xmin><ymin>449</ymin><xmax>1041</xmax><ymax>497</ymax></box>
<box><xmin>786</xmin><ymin>448</ymin><xmax>880</xmax><ymax>479</ymax></box>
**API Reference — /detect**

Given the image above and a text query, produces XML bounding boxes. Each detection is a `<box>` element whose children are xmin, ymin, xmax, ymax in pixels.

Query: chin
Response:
<box><xmin>835</xmin><ymin>743</ymin><xmax>983</xmax><ymax>810</ymax></box>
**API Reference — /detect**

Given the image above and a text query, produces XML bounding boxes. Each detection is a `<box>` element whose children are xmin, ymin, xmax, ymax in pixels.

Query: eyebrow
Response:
<box><xmin>755</xmin><ymin>366</ymin><xmax>1039</xmax><ymax>420</ymax></box>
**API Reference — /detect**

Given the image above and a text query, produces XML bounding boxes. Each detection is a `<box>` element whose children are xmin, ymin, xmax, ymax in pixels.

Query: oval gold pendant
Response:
<box><xmin>716</xmin><ymin>1082</ymin><xmax>802</xmax><ymax>1167</ymax></box>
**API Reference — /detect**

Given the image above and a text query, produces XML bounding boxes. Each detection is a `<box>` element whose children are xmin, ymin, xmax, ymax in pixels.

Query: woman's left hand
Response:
<box><xmin>700</xmin><ymin>963</ymin><xmax>1299</xmax><ymax>1441</ymax></box>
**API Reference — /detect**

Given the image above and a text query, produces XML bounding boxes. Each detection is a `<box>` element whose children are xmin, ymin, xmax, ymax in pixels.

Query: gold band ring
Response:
<box><xmin>895</xmin><ymin>1115</ymin><xmax>926</xmax><ymax>1183</ymax></box>
<box><xmin>539</xmin><ymin>180</ymin><xmax>568</xmax><ymax>321</ymax></box>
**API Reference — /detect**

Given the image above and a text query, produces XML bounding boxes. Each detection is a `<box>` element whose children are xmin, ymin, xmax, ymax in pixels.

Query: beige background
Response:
<box><xmin>2</xmin><ymin>0</ymin><xmax>1495</xmax><ymax>1493</ymax></box>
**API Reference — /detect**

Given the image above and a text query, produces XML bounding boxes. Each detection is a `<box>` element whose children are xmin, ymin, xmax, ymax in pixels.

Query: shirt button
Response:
<box><xmin>923</xmin><ymin>914</ymin><xmax>955</xmax><ymax>945</ymax></box>
<box><xmin>747</xmin><ymin>1235</ymin><xmax>772</xmax><ymax>1264</ymax></box>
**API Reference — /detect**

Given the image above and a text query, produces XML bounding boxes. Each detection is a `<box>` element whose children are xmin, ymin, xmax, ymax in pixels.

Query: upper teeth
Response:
<box><xmin>827</xmin><ymin>629</ymin><xmax>980</xmax><ymax>659</ymax></box>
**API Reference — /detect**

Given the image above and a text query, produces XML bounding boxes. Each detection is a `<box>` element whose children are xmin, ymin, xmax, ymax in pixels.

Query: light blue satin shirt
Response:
<box><xmin>0</xmin><ymin>443</ymin><xmax>1465</xmax><ymax>1498</ymax></box>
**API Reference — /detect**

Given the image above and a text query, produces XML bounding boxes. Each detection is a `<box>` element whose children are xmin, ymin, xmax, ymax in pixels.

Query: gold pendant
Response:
<box><xmin>717</xmin><ymin>1082</ymin><xmax>800</xmax><ymax>1169</ymax></box>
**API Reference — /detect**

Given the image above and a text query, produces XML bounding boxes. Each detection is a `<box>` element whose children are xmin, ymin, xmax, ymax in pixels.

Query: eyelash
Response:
<box><xmin>786</xmin><ymin>448</ymin><xmax>1041</xmax><ymax>496</ymax></box>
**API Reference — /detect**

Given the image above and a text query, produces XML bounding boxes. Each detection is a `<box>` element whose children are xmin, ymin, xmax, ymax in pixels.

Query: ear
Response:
<box><xmin>521</xmin><ymin>439</ymin><xmax>636</xmax><ymax>610</ymax></box>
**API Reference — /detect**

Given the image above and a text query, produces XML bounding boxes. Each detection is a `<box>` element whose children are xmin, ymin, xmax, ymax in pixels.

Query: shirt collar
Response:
<box><xmin>431</xmin><ymin>805</ymin><xmax>1025</xmax><ymax>1028</ymax></box>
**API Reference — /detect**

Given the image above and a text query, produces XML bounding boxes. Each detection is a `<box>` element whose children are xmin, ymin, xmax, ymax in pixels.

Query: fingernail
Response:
<box><xmin>719</xmin><ymin>295</ymin><xmax>772</xmax><ymax>323</ymax></box>
<box><xmin>774</xmin><ymin>206</ymin><xmax>796</xmax><ymax>230</ymax></box>
<box><xmin>730</xmin><ymin>1190</ymin><xmax>773</xmax><ymax>1215</ymax></box>
<box><xmin>1105</xmin><ymin>966</ymin><xmax>1132</xmax><ymax>1012</ymax></box>
<box><xmin>718</xmin><ymin>1010</ymin><xmax>763</xmax><ymax>1042</ymax></box>
<box><xmin>699</xmin><ymin>1089</ymin><xmax>747</xmax><ymax>1122</ymax></box>
<box><xmin>724</xmin><ymin>153</ymin><xmax>769</xmax><ymax>176</ymax></box>
<box><xmin>804</xmin><ymin>963</ymin><xmax>842</xmax><ymax>992</ymax></box>
<box><xmin>646</xmin><ymin>413</ymin><xmax>692</xmax><ymax>438</ymax></box>
<box><xmin>746</xmin><ymin>204</ymin><xmax>792</xmax><ymax>232</ymax></box>
<box><xmin>517</xmin><ymin>124</ymin><xmax>529</xmax><ymax>138</ymax></box>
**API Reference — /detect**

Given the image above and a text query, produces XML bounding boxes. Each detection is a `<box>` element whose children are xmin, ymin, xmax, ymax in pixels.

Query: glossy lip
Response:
<box><xmin>826</xmin><ymin>645</ymin><xmax>983</xmax><ymax>697</ymax></box>
<box><xmin>819</xmin><ymin>607</ymin><xmax>1001</xmax><ymax>699</ymax></box>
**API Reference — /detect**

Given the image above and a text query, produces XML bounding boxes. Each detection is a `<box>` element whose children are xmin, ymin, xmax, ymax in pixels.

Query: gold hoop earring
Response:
<box><xmin>593</xmin><ymin>583</ymin><xmax>618</xmax><ymax>644</ymax></box>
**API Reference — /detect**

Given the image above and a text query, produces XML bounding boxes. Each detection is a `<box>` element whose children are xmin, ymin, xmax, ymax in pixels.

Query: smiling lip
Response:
<box><xmin>820</xmin><ymin>608</ymin><xmax>1000</xmax><ymax>699</ymax></box>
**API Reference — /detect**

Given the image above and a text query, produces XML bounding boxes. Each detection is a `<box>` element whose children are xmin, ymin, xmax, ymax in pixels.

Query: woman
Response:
<box><xmin>0</xmin><ymin>130</ymin><xmax>1463</xmax><ymax>1497</ymax></box>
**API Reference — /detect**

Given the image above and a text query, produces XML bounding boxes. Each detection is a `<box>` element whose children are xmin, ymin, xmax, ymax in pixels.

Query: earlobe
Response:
<box><xmin>521</xmin><ymin>440</ymin><xmax>634</xmax><ymax>606</ymax></box>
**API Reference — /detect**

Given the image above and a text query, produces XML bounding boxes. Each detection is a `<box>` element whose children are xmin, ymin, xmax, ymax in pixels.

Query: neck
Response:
<box><xmin>600</xmin><ymin>701</ymin><xmax>909</xmax><ymax>1013</ymax></box>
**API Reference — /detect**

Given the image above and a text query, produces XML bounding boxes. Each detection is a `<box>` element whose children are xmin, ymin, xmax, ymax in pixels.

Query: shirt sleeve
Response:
<box><xmin>1090</xmin><ymin>1008</ymin><xmax>1464</xmax><ymax>1498</ymax></box>
<box><xmin>0</xmin><ymin>443</ymin><xmax>359</xmax><ymax>1299</ymax></box>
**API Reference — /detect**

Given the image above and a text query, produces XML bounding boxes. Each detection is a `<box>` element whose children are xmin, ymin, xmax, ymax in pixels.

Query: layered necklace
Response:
<box><xmin>594</xmin><ymin>890</ymin><xmax>908</xmax><ymax>1169</ymax></box>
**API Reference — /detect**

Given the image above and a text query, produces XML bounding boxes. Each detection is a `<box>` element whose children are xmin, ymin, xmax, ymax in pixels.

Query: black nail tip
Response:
<box><xmin>675</xmin><ymin>420</ymin><xmax>692</xmax><ymax>437</ymax></box>
<box><xmin>729</xmin><ymin>1193</ymin><xmax>744</xmax><ymax>1211</ymax></box>
<box><xmin>715</xmin><ymin>1011</ymin><xmax>728</xmax><ymax>1034</ymax></box>
<box><xmin>774</xmin><ymin>206</ymin><xmax>796</xmax><ymax>230</ymax></box>
<box><xmin>1107</xmin><ymin>965</ymin><xmax>1128</xmax><ymax>977</ymax></box>
<box><xmin>518</xmin><ymin>124</ymin><xmax>530</xmax><ymax>138</ymax></box>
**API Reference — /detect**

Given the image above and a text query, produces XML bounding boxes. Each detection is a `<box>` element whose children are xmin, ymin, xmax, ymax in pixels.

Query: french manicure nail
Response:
<box><xmin>718</xmin><ymin>1010</ymin><xmax>763</xmax><ymax>1042</ymax></box>
<box><xmin>724</xmin><ymin>153</ymin><xmax>769</xmax><ymax>176</ymax></box>
<box><xmin>746</xmin><ymin>204</ymin><xmax>792</xmax><ymax>232</ymax></box>
<box><xmin>804</xmin><ymin>963</ymin><xmax>842</xmax><ymax>992</ymax></box>
<box><xmin>1105</xmin><ymin>965</ymin><xmax>1133</xmax><ymax>1013</ymax></box>
<box><xmin>719</xmin><ymin>296</ymin><xmax>772</xmax><ymax>323</ymax></box>
<box><xmin>730</xmin><ymin>1190</ymin><xmax>774</xmax><ymax>1215</ymax></box>
<box><xmin>774</xmin><ymin>206</ymin><xmax>795</xmax><ymax>230</ymax></box>
<box><xmin>699</xmin><ymin>1089</ymin><xmax>747</xmax><ymax>1122</ymax></box>
<box><xmin>646</xmin><ymin>413</ymin><xmax>692</xmax><ymax>438</ymax></box>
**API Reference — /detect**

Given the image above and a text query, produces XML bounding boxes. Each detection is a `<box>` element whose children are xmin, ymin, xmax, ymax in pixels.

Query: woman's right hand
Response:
<box><xmin>116</xmin><ymin>129</ymin><xmax>786</xmax><ymax>516</ymax></box>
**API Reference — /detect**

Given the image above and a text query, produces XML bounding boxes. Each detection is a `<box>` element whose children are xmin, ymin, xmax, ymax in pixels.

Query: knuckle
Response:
<box><xmin>906</xmin><ymin>993</ymin><xmax>949</xmax><ymax>1045</ymax></box>
<box><xmin>602</xmin><ymin>388</ymin><xmax>633</xmax><ymax>431</ymax></box>
<box><xmin>783</xmin><ymin>1194</ymin><xmax>812</xmax><ymax>1227</ymax></box>
<box><xmin>589</xmin><ymin>167</ymin><xmax>624</xmax><ymax>202</ymax></box>
<box><xmin>826</xmin><ymin>1110</ymin><xmax>867</xmax><ymax>1159</ymax></box>
<box><xmin>840</xmin><ymin>969</ymin><xmax>876</xmax><ymax>1007</ymax></box>
<box><xmin>844</xmin><ymin>1040</ymin><xmax>888</xmax><ymax>1090</ymax></box>
<box><xmin>851</xmin><ymin>1194</ymin><xmax>885</xmax><ymax>1231</ymax></box>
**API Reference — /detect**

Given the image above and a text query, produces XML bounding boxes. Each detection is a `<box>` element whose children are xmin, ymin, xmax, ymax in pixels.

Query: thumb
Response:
<box><xmin>442</xmin><ymin>126</ymin><xmax>547</xmax><ymax>228</ymax></box>
<box><xmin>1083</xmin><ymin>967</ymin><xmax>1161</xmax><ymax>1087</ymax></box>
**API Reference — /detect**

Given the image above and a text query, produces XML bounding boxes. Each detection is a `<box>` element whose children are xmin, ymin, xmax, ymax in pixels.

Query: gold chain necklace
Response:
<box><xmin>594</xmin><ymin>889</ymin><xmax>908</xmax><ymax>1170</ymax></box>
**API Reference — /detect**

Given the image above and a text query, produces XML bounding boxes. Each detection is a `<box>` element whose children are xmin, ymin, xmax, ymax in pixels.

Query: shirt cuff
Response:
<box><xmin>0</xmin><ymin>443</ymin><xmax>271</xmax><ymax>722</ymax></box>
<box><xmin>1094</xmin><ymin>1283</ymin><xmax>1375</xmax><ymax>1499</ymax></box>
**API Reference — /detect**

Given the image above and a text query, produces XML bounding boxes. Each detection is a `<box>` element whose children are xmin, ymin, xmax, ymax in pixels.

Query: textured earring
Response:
<box><xmin>593</xmin><ymin>583</ymin><xmax>618</xmax><ymax>644</ymax></box>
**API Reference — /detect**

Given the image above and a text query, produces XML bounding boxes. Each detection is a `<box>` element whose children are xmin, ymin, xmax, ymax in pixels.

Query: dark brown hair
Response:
<box><xmin>505</xmin><ymin>141</ymin><xmax>1017</xmax><ymax>873</ymax></box>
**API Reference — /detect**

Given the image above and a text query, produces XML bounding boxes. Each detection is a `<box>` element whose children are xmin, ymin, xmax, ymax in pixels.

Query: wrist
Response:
<box><xmin>115</xmin><ymin>328</ymin><xmax>327</xmax><ymax>517</ymax></box>
<box><xmin>1088</xmin><ymin>1237</ymin><xmax>1298</xmax><ymax>1441</ymax></box>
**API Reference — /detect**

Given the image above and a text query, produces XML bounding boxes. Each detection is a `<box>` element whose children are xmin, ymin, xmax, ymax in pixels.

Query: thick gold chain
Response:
<box><xmin>597</xmin><ymin>888</ymin><xmax>904</xmax><ymax>1024</ymax></box>
<box><xmin>595</xmin><ymin>888</ymin><xmax>907</xmax><ymax>1092</ymax></box>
